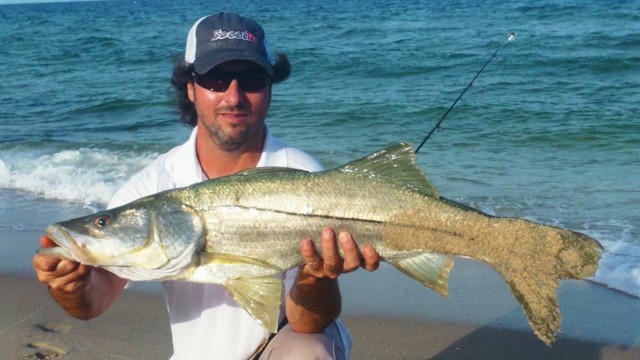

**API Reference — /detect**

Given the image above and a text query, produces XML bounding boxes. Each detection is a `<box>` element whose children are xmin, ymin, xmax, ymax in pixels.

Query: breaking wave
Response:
<box><xmin>0</xmin><ymin>147</ymin><xmax>157</xmax><ymax>208</ymax></box>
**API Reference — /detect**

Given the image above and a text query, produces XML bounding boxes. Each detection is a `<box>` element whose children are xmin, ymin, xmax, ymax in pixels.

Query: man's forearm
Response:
<box><xmin>285</xmin><ymin>271</ymin><xmax>341</xmax><ymax>333</ymax></box>
<box><xmin>49</xmin><ymin>268</ymin><xmax>126</xmax><ymax>320</ymax></box>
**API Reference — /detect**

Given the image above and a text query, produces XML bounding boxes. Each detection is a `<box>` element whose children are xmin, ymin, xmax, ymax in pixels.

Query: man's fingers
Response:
<box><xmin>33</xmin><ymin>253</ymin><xmax>62</xmax><ymax>273</ymax></box>
<box><xmin>362</xmin><ymin>246</ymin><xmax>381</xmax><ymax>272</ymax></box>
<box><xmin>339</xmin><ymin>232</ymin><xmax>362</xmax><ymax>272</ymax></box>
<box><xmin>40</xmin><ymin>235</ymin><xmax>57</xmax><ymax>248</ymax></box>
<box><xmin>47</xmin><ymin>265</ymin><xmax>92</xmax><ymax>292</ymax></box>
<box><xmin>34</xmin><ymin>236</ymin><xmax>62</xmax><ymax>273</ymax></box>
<box><xmin>300</xmin><ymin>238</ymin><xmax>323</xmax><ymax>275</ymax></box>
<box><xmin>38</xmin><ymin>260</ymin><xmax>91</xmax><ymax>291</ymax></box>
<box><xmin>320</xmin><ymin>228</ymin><xmax>341</xmax><ymax>277</ymax></box>
<box><xmin>299</xmin><ymin>228</ymin><xmax>382</xmax><ymax>278</ymax></box>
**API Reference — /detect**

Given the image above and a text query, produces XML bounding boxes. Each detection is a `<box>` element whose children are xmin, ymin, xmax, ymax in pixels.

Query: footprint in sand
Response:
<box><xmin>22</xmin><ymin>323</ymin><xmax>73</xmax><ymax>359</ymax></box>
<box><xmin>25</xmin><ymin>340</ymin><xmax>68</xmax><ymax>358</ymax></box>
<box><xmin>37</xmin><ymin>322</ymin><xmax>73</xmax><ymax>334</ymax></box>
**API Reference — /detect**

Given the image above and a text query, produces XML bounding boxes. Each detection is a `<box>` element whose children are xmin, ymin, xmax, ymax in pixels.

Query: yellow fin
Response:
<box><xmin>389</xmin><ymin>253</ymin><xmax>453</xmax><ymax>297</ymax></box>
<box><xmin>226</xmin><ymin>276</ymin><xmax>283</xmax><ymax>333</ymax></box>
<box><xmin>337</xmin><ymin>143</ymin><xmax>439</xmax><ymax>198</ymax></box>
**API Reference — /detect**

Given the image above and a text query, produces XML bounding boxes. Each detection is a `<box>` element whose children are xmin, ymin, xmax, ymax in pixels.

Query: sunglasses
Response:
<box><xmin>193</xmin><ymin>69</ymin><xmax>271</xmax><ymax>93</ymax></box>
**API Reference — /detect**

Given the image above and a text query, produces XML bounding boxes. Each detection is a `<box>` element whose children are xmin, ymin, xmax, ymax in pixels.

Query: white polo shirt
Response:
<box><xmin>108</xmin><ymin>127</ymin><xmax>335</xmax><ymax>359</ymax></box>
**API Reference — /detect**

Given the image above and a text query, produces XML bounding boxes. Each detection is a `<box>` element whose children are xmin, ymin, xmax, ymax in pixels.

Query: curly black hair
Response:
<box><xmin>171</xmin><ymin>53</ymin><xmax>291</xmax><ymax>127</ymax></box>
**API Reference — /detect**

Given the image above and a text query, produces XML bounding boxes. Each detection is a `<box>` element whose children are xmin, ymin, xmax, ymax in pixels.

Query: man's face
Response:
<box><xmin>188</xmin><ymin>60</ymin><xmax>272</xmax><ymax>152</ymax></box>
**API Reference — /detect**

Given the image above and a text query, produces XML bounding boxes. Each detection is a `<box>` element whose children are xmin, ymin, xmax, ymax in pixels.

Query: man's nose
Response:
<box><xmin>221</xmin><ymin>79</ymin><xmax>248</xmax><ymax>106</ymax></box>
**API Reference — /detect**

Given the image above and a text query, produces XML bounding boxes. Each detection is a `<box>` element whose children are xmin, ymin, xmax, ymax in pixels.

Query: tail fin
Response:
<box><xmin>489</xmin><ymin>218</ymin><xmax>602</xmax><ymax>345</ymax></box>
<box><xmin>382</xmin><ymin>206</ymin><xmax>602</xmax><ymax>345</ymax></box>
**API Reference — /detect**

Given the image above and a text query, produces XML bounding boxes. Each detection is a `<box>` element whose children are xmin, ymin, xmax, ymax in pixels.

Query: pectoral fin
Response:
<box><xmin>389</xmin><ymin>253</ymin><xmax>454</xmax><ymax>297</ymax></box>
<box><xmin>226</xmin><ymin>276</ymin><xmax>284</xmax><ymax>333</ymax></box>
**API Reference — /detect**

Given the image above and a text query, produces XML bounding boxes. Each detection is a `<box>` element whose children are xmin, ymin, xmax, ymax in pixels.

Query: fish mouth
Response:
<box><xmin>39</xmin><ymin>225</ymin><xmax>81</xmax><ymax>262</ymax></box>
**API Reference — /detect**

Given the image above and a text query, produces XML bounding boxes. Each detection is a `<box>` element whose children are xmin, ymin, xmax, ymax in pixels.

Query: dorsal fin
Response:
<box><xmin>337</xmin><ymin>143</ymin><xmax>439</xmax><ymax>198</ymax></box>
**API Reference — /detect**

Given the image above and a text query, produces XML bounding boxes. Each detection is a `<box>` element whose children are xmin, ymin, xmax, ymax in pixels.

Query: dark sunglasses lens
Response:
<box><xmin>195</xmin><ymin>74</ymin><xmax>230</xmax><ymax>92</ymax></box>
<box><xmin>238</xmin><ymin>76</ymin><xmax>270</xmax><ymax>92</ymax></box>
<box><xmin>195</xmin><ymin>72</ymin><xmax>270</xmax><ymax>93</ymax></box>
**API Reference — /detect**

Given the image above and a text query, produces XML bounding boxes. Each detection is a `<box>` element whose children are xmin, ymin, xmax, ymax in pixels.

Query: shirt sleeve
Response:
<box><xmin>107</xmin><ymin>157</ymin><xmax>166</xmax><ymax>209</ymax></box>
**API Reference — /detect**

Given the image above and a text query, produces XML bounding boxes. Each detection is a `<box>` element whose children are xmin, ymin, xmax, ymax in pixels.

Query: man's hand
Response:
<box><xmin>286</xmin><ymin>227</ymin><xmax>380</xmax><ymax>333</ymax></box>
<box><xmin>33</xmin><ymin>236</ymin><xmax>126</xmax><ymax>320</ymax></box>
<box><xmin>33</xmin><ymin>236</ymin><xmax>92</xmax><ymax>293</ymax></box>
<box><xmin>299</xmin><ymin>227</ymin><xmax>380</xmax><ymax>279</ymax></box>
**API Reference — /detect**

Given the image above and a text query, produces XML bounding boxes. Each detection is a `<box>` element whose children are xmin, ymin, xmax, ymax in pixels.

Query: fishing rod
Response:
<box><xmin>414</xmin><ymin>32</ymin><xmax>517</xmax><ymax>154</ymax></box>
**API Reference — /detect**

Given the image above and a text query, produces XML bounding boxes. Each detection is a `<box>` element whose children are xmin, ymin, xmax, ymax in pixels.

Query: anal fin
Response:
<box><xmin>389</xmin><ymin>253</ymin><xmax>453</xmax><ymax>297</ymax></box>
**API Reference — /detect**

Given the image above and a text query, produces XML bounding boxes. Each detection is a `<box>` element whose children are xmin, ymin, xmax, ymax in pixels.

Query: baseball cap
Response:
<box><xmin>185</xmin><ymin>12</ymin><xmax>273</xmax><ymax>76</ymax></box>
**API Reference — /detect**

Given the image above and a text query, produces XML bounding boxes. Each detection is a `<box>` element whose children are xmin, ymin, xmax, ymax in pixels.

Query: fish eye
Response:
<box><xmin>94</xmin><ymin>215</ymin><xmax>111</xmax><ymax>228</ymax></box>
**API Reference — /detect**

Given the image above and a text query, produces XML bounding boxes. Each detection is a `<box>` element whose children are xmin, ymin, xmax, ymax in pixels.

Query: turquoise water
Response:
<box><xmin>0</xmin><ymin>0</ymin><xmax>639</xmax><ymax>298</ymax></box>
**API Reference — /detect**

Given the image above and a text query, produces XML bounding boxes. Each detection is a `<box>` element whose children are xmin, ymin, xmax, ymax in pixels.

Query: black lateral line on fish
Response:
<box><xmin>222</xmin><ymin>205</ymin><xmax>467</xmax><ymax>241</ymax></box>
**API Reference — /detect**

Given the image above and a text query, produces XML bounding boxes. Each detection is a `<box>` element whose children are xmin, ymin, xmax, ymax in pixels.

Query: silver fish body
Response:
<box><xmin>42</xmin><ymin>143</ymin><xmax>602</xmax><ymax>345</ymax></box>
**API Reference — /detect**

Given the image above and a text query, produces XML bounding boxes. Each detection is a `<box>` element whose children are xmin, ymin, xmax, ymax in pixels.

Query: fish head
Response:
<box><xmin>42</xmin><ymin>197</ymin><xmax>206</xmax><ymax>276</ymax></box>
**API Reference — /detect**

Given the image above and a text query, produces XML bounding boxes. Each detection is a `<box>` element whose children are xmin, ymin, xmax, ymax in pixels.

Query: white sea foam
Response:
<box><xmin>0</xmin><ymin>148</ymin><xmax>156</xmax><ymax>208</ymax></box>
<box><xmin>593</xmin><ymin>240</ymin><xmax>640</xmax><ymax>298</ymax></box>
<box><xmin>568</xmin><ymin>219</ymin><xmax>640</xmax><ymax>297</ymax></box>
<box><xmin>0</xmin><ymin>159</ymin><xmax>10</xmax><ymax>184</ymax></box>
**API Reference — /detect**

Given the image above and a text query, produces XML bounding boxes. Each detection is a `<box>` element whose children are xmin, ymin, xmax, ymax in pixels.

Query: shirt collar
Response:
<box><xmin>176</xmin><ymin>126</ymin><xmax>287</xmax><ymax>186</ymax></box>
<box><xmin>171</xmin><ymin>127</ymin><xmax>204</xmax><ymax>187</ymax></box>
<box><xmin>257</xmin><ymin>126</ymin><xmax>289</xmax><ymax>168</ymax></box>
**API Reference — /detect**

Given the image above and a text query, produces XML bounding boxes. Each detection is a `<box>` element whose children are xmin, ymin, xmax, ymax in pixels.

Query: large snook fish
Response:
<box><xmin>41</xmin><ymin>143</ymin><xmax>602</xmax><ymax>345</ymax></box>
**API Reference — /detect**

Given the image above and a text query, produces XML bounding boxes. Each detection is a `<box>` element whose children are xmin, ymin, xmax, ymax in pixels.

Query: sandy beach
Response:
<box><xmin>1</xmin><ymin>273</ymin><xmax>171</xmax><ymax>359</ymax></box>
<box><xmin>3</xmin><ymin>258</ymin><xmax>639</xmax><ymax>360</ymax></box>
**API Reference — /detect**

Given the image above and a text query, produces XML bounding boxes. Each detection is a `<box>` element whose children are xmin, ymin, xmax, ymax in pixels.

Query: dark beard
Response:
<box><xmin>205</xmin><ymin>109</ymin><xmax>263</xmax><ymax>152</ymax></box>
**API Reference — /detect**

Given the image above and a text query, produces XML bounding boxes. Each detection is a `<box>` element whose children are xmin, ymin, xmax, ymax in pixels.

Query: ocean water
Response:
<box><xmin>0</xmin><ymin>0</ymin><xmax>638</xmax><ymax>304</ymax></box>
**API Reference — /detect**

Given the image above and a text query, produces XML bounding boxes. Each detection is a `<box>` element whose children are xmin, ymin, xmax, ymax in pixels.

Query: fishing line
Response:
<box><xmin>414</xmin><ymin>32</ymin><xmax>517</xmax><ymax>154</ymax></box>
<box><xmin>0</xmin><ymin>300</ymin><xmax>54</xmax><ymax>336</ymax></box>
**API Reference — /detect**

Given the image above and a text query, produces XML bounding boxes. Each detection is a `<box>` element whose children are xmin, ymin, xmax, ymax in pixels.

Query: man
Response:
<box><xmin>33</xmin><ymin>12</ymin><xmax>380</xmax><ymax>359</ymax></box>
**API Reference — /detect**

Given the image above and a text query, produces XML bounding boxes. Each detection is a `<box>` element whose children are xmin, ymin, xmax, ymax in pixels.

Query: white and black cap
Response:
<box><xmin>185</xmin><ymin>12</ymin><xmax>273</xmax><ymax>76</ymax></box>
